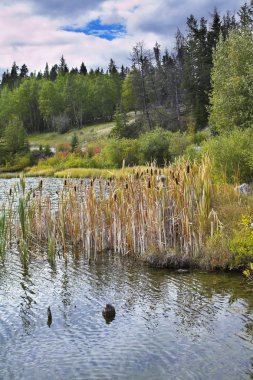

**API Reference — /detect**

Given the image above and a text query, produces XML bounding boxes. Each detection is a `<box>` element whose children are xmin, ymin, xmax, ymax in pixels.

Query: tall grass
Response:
<box><xmin>0</xmin><ymin>208</ymin><xmax>6</xmax><ymax>259</ymax></box>
<box><xmin>1</xmin><ymin>156</ymin><xmax>224</xmax><ymax>268</ymax></box>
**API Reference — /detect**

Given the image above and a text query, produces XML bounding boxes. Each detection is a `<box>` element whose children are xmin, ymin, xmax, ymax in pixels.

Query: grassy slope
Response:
<box><xmin>28</xmin><ymin>121</ymin><xmax>115</xmax><ymax>148</ymax></box>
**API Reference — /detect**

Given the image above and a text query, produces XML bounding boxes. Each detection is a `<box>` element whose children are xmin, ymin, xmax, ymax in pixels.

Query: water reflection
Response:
<box><xmin>0</xmin><ymin>250</ymin><xmax>253</xmax><ymax>379</ymax></box>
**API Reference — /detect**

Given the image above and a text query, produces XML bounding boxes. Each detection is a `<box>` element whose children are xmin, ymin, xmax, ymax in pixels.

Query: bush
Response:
<box><xmin>167</xmin><ymin>131</ymin><xmax>192</xmax><ymax>160</ymax></box>
<box><xmin>138</xmin><ymin>129</ymin><xmax>171</xmax><ymax>165</ymax></box>
<box><xmin>202</xmin><ymin>128</ymin><xmax>253</xmax><ymax>183</ymax></box>
<box><xmin>229</xmin><ymin>215</ymin><xmax>253</xmax><ymax>268</ymax></box>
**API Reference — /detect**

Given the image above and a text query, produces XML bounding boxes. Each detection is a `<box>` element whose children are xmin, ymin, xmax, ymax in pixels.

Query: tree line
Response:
<box><xmin>0</xmin><ymin>0</ymin><xmax>252</xmax><ymax>144</ymax></box>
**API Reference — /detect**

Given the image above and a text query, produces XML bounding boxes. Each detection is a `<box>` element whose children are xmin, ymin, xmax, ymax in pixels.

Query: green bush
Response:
<box><xmin>229</xmin><ymin>215</ymin><xmax>253</xmax><ymax>268</ymax></box>
<box><xmin>202</xmin><ymin>128</ymin><xmax>253</xmax><ymax>183</ymax></box>
<box><xmin>167</xmin><ymin>131</ymin><xmax>192</xmax><ymax>160</ymax></box>
<box><xmin>138</xmin><ymin>129</ymin><xmax>171</xmax><ymax>165</ymax></box>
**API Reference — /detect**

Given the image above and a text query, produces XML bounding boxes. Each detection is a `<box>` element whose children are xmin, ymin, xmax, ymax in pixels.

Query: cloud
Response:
<box><xmin>0</xmin><ymin>0</ymin><xmax>248</xmax><ymax>75</ymax></box>
<box><xmin>22</xmin><ymin>0</ymin><xmax>104</xmax><ymax>19</ymax></box>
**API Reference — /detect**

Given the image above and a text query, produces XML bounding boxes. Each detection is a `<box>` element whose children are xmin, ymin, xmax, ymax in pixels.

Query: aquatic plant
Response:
<box><xmin>0</xmin><ymin>208</ymin><xmax>6</xmax><ymax>259</ymax></box>
<box><xmin>2</xmin><ymin>156</ymin><xmax>226</xmax><ymax>268</ymax></box>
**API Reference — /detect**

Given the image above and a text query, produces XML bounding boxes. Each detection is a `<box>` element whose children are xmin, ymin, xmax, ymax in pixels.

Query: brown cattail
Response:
<box><xmin>64</xmin><ymin>180</ymin><xmax>67</xmax><ymax>186</ymax></box>
<box><xmin>114</xmin><ymin>193</ymin><xmax>117</xmax><ymax>201</ymax></box>
<box><xmin>9</xmin><ymin>188</ymin><xmax>12</xmax><ymax>196</ymax></box>
<box><xmin>148</xmin><ymin>180</ymin><xmax>151</xmax><ymax>189</ymax></box>
<box><xmin>187</xmin><ymin>164</ymin><xmax>190</xmax><ymax>174</ymax></box>
<box><xmin>74</xmin><ymin>186</ymin><xmax>77</xmax><ymax>192</ymax></box>
<box><xmin>90</xmin><ymin>180</ymin><xmax>93</xmax><ymax>187</ymax></box>
<box><xmin>125</xmin><ymin>183</ymin><xmax>128</xmax><ymax>190</ymax></box>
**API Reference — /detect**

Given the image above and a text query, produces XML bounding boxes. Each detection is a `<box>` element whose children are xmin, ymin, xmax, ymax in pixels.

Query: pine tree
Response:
<box><xmin>44</xmin><ymin>63</ymin><xmax>50</xmax><ymax>79</ymax></box>
<box><xmin>20</xmin><ymin>64</ymin><xmax>28</xmax><ymax>79</ymax></box>
<box><xmin>58</xmin><ymin>55</ymin><xmax>69</xmax><ymax>74</ymax></box>
<box><xmin>80</xmin><ymin>62</ymin><xmax>87</xmax><ymax>75</ymax></box>
<box><xmin>49</xmin><ymin>64</ymin><xmax>58</xmax><ymax>81</ymax></box>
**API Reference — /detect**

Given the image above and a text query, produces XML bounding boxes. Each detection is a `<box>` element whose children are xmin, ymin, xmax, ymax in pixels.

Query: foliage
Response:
<box><xmin>229</xmin><ymin>214</ymin><xmax>253</xmax><ymax>268</ymax></box>
<box><xmin>138</xmin><ymin>129</ymin><xmax>171</xmax><ymax>165</ymax></box>
<box><xmin>209</xmin><ymin>28</ymin><xmax>253</xmax><ymax>132</ymax></box>
<box><xmin>71</xmin><ymin>133</ymin><xmax>79</xmax><ymax>152</ymax></box>
<box><xmin>202</xmin><ymin>128</ymin><xmax>253</xmax><ymax>183</ymax></box>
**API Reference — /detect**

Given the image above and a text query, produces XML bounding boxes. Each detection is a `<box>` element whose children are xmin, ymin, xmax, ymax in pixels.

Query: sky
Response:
<box><xmin>0</xmin><ymin>0</ymin><xmax>246</xmax><ymax>74</ymax></box>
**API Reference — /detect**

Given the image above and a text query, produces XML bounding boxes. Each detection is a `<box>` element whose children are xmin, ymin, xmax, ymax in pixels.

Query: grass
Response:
<box><xmin>1</xmin><ymin>156</ymin><xmax>251</xmax><ymax>272</ymax></box>
<box><xmin>25</xmin><ymin>166</ymin><xmax>149</xmax><ymax>179</ymax></box>
<box><xmin>28</xmin><ymin>121</ymin><xmax>114</xmax><ymax>148</ymax></box>
<box><xmin>1</xmin><ymin>157</ymin><xmax>226</xmax><ymax>269</ymax></box>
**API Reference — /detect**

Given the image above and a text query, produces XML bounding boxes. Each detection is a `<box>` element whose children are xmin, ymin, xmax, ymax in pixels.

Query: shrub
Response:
<box><xmin>202</xmin><ymin>128</ymin><xmax>253</xmax><ymax>183</ymax></box>
<box><xmin>167</xmin><ymin>131</ymin><xmax>192</xmax><ymax>160</ymax></box>
<box><xmin>138</xmin><ymin>128</ymin><xmax>171</xmax><ymax>165</ymax></box>
<box><xmin>229</xmin><ymin>214</ymin><xmax>253</xmax><ymax>268</ymax></box>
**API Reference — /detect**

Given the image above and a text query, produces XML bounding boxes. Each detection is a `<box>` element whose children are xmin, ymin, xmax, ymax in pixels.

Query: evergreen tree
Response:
<box><xmin>20</xmin><ymin>64</ymin><xmax>29</xmax><ymax>79</ymax></box>
<box><xmin>58</xmin><ymin>55</ymin><xmax>69</xmax><ymax>74</ymax></box>
<box><xmin>49</xmin><ymin>64</ymin><xmax>58</xmax><ymax>81</ymax></box>
<box><xmin>80</xmin><ymin>62</ymin><xmax>87</xmax><ymax>75</ymax></box>
<box><xmin>238</xmin><ymin>1</ymin><xmax>253</xmax><ymax>28</ymax></box>
<box><xmin>44</xmin><ymin>63</ymin><xmax>50</xmax><ymax>79</ymax></box>
<box><xmin>108</xmin><ymin>59</ymin><xmax>118</xmax><ymax>75</ymax></box>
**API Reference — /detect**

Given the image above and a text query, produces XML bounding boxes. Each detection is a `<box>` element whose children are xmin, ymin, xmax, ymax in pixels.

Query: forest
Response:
<box><xmin>0</xmin><ymin>1</ymin><xmax>252</xmax><ymax>173</ymax></box>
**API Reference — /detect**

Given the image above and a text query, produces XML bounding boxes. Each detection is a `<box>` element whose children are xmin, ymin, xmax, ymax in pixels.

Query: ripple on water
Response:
<box><xmin>0</xmin><ymin>192</ymin><xmax>252</xmax><ymax>379</ymax></box>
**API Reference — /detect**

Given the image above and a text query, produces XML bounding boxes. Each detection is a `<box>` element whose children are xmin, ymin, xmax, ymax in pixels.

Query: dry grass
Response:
<box><xmin>1</xmin><ymin>156</ymin><xmax>245</xmax><ymax>269</ymax></box>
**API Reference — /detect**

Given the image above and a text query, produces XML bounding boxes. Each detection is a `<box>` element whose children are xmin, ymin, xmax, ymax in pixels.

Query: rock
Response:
<box><xmin>176</xmin><ymin>269</ymin><xmax>189</xmax><ymax>274</ymax></box>
<box><xmin>235</xmin><ymin>183</ymin><xmax>251</xmax><ymax>195</ymax></box>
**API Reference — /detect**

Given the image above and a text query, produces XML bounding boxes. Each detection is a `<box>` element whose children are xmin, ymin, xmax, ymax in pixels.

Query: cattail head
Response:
<box><xmin>148</xmin><ymin>180</ymin><xmax>151</xmax><ymax>189</ymax></box>
<box><xmin>9</xmin><ymin>188</ymin><xmax>12</xmax><ymax>196</ymax></box>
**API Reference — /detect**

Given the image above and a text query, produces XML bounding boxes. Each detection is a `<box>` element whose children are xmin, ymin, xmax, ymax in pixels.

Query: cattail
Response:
<box><xmin>9</xmin><ymin>188</ymin><xmax>12</xmax><ymax>196</ymax></box>
<box><xmin>64</xmin><ymin>180</ymin><xmax>67</xmax><ymax>186</ymax></box>
<box><xmin>148</xmin><ymin>180</ymin><xmax>151</xmax><ymax>189</ymax></box>
<box><xmin>125</xmin><ymin>183</ymin><xmax>128</xmax><ymax>190</ymax></box>
<box><xmin>114</xmin><ymin>193</ymin><xmax>117</xmax><ymax>201</ymax></box>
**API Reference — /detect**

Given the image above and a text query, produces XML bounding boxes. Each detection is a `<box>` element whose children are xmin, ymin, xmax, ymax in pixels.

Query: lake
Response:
<box><xmin>0</xmin><ymin>178</ymin><xmax>253</xmax><ymax>379</ymax></box>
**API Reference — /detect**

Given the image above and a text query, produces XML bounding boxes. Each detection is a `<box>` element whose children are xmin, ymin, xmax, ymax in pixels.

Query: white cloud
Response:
<box><xmin>0</xmin><ymin>0</ymin><xmax>247</xmax><ymax>74</ymax></box>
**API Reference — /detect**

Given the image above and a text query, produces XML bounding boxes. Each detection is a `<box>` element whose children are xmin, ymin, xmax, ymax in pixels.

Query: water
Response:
<box><xmin>0</xmin><ymin>178</ymin><xmax>253</xmax><ymax>379</ymax></box>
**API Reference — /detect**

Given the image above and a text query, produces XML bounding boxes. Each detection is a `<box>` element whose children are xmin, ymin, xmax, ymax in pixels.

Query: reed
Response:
<box><xmin>1</xmin><ymin>156</ymin><xmax>225</xmax><ymax>268</ymax></box>
<box><xmin>0</xmin><ymin>208</ymin><xmax>6</xmax><ymax>259</ymax></box>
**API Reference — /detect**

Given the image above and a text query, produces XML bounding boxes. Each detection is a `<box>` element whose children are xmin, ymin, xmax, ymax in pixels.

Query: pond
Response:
<box><xmin>0</xmin><ymin>178</ymin><xmax>253</xmax><ymax>379</ymax></box>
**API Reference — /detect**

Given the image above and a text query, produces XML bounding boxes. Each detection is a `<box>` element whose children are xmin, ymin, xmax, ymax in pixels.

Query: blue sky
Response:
<box><xmin>63</xmin><ymin>19</ymin><xmax>126</xmax><ymax>41</ymax></box>
<box><xmin>0</xmin><ymin>0</ymin><xmax>247</xmax><ymax>74</ymax></box>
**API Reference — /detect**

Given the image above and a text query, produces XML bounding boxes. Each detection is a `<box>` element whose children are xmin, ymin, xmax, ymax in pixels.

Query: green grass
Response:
<box><xmin>26</xmin><ymin>166</ymin><xmax>148</xmax><ymax>179</ymax></box>
<box><xmin>28</xmin><ymin>121</ymin><xmax>115</xmax><ymax>148</ymax></box>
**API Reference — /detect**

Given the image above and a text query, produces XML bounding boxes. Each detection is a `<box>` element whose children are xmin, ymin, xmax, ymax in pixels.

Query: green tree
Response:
<box><xmin>71</xmin><ymin>133</ymin><xmax>79</xmax><ymax>152</ymax></box>
<box><xmin>209</xmin><ymin>28</ymin><xmax>253</xmax><ymax>132</ymax></box>
<box><xmin>3</xmin><ymin>118</ymin><xmax>29</xmax><ymax>156</ymax></box>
